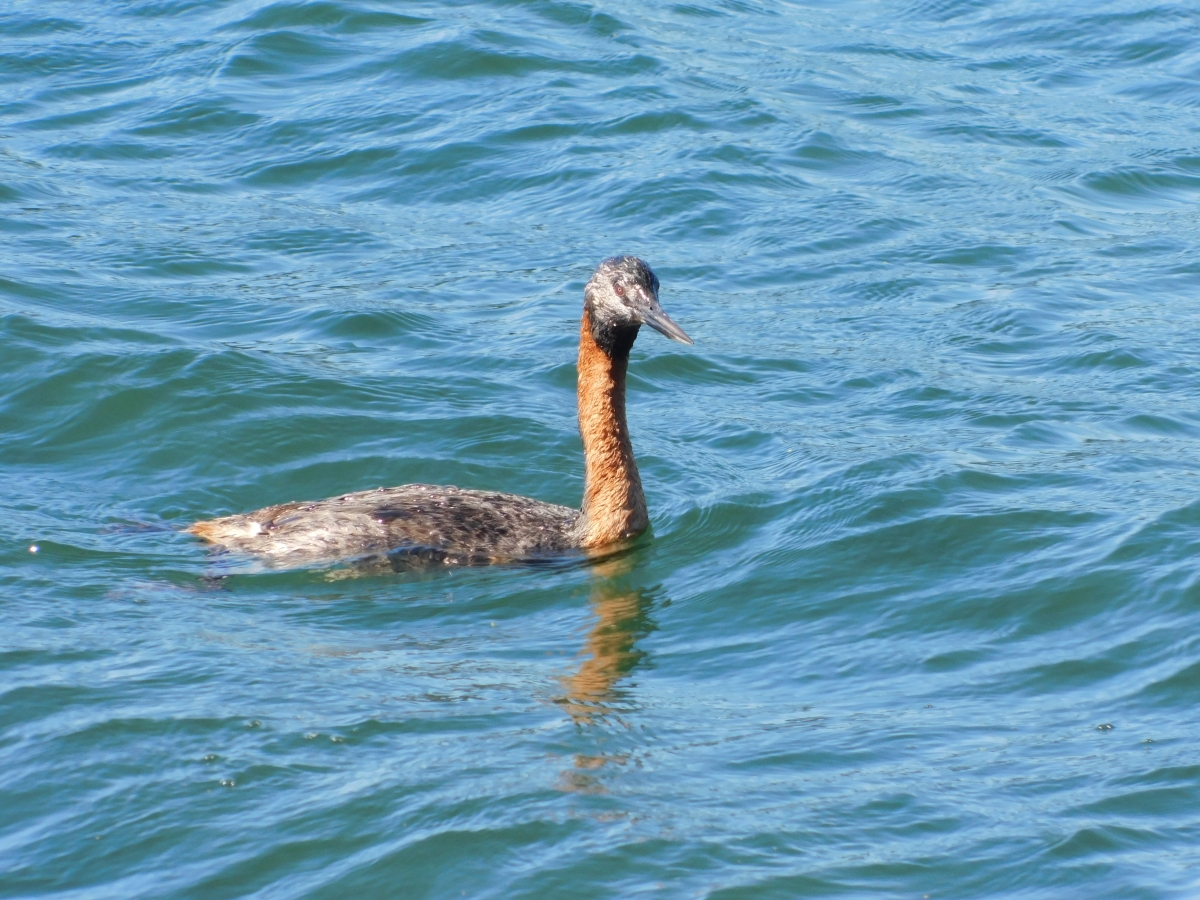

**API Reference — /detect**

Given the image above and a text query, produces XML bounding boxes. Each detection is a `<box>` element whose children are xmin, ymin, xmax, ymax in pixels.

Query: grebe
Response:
<box><xmin>186</xmin><ymin>256</ymin><xmax>692</xmax><ymax>567</ymax></box>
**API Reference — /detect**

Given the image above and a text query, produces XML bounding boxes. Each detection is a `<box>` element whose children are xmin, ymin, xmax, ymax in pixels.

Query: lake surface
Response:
<box><xmin>4</xmin><ymin>0</ymin><xmax>1200</xmax><ymax>896</ymax></box>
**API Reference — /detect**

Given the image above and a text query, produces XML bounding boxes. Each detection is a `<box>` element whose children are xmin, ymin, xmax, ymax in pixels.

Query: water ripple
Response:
<box><xmin>4</xmin><ymin>0</ymin><xmax>1200</xmax><ymax>896</ymax></box>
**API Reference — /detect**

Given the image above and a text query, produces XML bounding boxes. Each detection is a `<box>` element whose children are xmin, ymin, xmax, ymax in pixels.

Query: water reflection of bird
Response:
<box><xmin>556</xmin><ymin>555</ymin><xmax>658</xmax><ymax>792</ymax></box>
<box><xmin>558</xmin><ymin>555</ymin><xmax>657</xmax><ymax>727</ymax></box>
<box><xmin>186</xmin><ymin>256</ymin><xmax>691</xmax><ymax>568</ymax></box>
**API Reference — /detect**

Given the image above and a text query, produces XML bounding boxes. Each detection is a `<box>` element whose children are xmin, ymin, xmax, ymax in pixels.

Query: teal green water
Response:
<box><xmin>4</xmin><ymin>0</ymin><xmax>1200</xmax><ymax>896</ymax></box>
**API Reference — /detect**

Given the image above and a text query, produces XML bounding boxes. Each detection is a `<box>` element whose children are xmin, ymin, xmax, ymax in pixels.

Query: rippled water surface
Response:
<box><xmin>5</xmin><ymin>0</ymin><xmax>1200</xmax><ymax>896</ymax></box>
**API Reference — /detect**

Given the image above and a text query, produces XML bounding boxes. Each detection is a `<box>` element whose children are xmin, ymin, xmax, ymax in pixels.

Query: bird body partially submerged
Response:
<box><xmin>186</xmin><ymin>256</ymin><xmax>691</xmax><ymax>568</ymax></box>
<box><xmin>187</xmin><ymin>484</ymin><xmax>580</xmax><ymax>567</ymax></box>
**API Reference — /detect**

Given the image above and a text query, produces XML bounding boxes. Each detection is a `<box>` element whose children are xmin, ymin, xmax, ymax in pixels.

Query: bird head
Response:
<box><xmin>584</xmin><ymin>256</ymin><xmax>693</xmax><ymax>349</ymax></box>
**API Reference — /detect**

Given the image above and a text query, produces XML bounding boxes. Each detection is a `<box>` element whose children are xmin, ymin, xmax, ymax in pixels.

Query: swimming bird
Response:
<box><xmin>186</xmin><ymin>256</ymin><xmax>692</xmax><ymax>568</ymax></box>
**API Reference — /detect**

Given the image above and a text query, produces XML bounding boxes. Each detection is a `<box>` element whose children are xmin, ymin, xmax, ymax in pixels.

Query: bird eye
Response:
<box><xmin>614</xmin><ymin>283</ymin><xmax>626</xmax><ymax>297</ymax></box>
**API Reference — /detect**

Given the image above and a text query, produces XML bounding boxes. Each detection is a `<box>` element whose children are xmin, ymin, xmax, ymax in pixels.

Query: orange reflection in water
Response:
<box><xmin>559</xmin><ymin>555</ymin><xmax>655</xmax><ymax>724</ymax></box>
<box><xmin>556</xmin><ymin>555</ymin><xmax>659</xmax><ymax>791</ymax></box>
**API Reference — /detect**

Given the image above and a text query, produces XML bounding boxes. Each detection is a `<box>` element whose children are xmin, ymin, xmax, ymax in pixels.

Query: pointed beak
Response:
<box><xmin>638</xmin><ymin>291</ymin><xmax>693</xmax><ymax>345</ymax></box>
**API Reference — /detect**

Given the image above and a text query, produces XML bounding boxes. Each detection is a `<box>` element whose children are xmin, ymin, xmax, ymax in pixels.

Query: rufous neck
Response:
<box><xmin>576</xmin><ymin>309</ymin><xmax>648</xmax><ymax>549</ymax></box>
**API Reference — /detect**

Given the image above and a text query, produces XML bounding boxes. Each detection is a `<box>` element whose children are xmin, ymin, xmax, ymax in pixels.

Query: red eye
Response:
<box><xmin>614</xmin><ymin>283</ymin><xmax>626</xmax><ymax>297</ymax></box>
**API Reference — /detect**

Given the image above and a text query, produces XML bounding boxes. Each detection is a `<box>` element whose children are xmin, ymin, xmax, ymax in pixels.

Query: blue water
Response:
<box><xmin>4</xmin><ymin>0</ymin><xmax>1200</xmax><ymax>896</ymax></box>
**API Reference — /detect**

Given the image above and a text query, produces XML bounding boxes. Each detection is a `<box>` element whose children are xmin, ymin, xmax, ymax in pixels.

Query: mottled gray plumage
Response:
<box><xmin>193</xmin><ymin>485</ymin><xmax>581</xmax><ymax>568</ymax></box>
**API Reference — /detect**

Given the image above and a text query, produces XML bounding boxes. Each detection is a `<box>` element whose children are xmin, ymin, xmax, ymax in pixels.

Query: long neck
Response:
<box><xmin>576</xmin><ymin>309</ymin><xmax>648</xmax><ymax>549</ymax></box>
